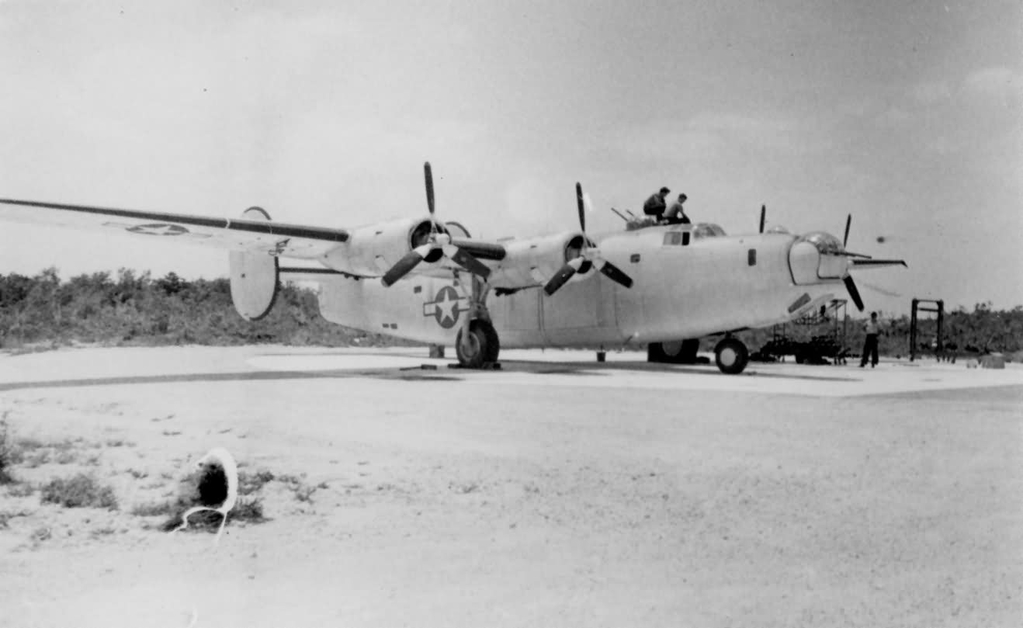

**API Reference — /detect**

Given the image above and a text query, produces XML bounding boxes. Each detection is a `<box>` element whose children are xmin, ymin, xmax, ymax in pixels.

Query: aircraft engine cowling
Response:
<box><xmin>486</xmin><ymin>231</ymin><xmax>583</xmax><ymax>290</ymax></box>
<box><xmin>229</xmin><ymin>207</ymin><xmax>280</xmax><ymax>321</ymax></box>
<box><xmin>322</xmin><ymin>217</ymin><xmax>442</xmax><ymax>277</ymax></box>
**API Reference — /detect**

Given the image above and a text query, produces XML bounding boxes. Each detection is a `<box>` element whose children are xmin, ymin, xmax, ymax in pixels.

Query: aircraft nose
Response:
<box><xmin>790</xmin><ymin>231</ymin><xmax>849</xmax><ymax>282</ymax></box>
<box><xmin>789</xmin><ymin>240</ymin><xmax>821</xmax><ymax>284</ymax></box>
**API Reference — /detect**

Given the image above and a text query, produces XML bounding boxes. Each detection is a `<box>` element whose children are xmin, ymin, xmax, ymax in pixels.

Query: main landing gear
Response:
<box><xmin>714</xmin><ymin>336</ymin><xmax>749</xmax><ymax>375</ymax></box>
<box><xmin>647</xmin><ymin>339</ymin><xmax>701</xmax><ymax>364</ymax></box>
<box><xmin>647</xmin><ymin>337</ymin><xmax>750</xmax><ymax>374</ymax></box>
<box><xmin>455</xmin><ymin>276</ymin><xmax>501</xmax><ymax>369</ymax></box>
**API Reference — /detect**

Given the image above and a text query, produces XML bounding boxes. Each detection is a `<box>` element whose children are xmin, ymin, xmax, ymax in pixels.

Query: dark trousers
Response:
<box><xmin>860</xmin><ymin>334</ymin><xmax>879</xmax><ymax>366</ymax></box>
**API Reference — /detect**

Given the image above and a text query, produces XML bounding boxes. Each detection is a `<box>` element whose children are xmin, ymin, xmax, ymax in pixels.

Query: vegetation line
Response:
<box><xmin>0</xmin><ymin>268</ymin><xmax>1020</xmax><ymax>357</ymax></box>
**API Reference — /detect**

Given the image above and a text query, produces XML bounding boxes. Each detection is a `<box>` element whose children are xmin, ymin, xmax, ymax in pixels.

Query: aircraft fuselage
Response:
<box><xmin>316</xmin><ymin>225</ymin><xmax>839</xmax><ymax>350</ymax></box>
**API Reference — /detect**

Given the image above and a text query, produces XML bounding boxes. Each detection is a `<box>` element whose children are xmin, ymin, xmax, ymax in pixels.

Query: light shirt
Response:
<box><xmin>865</xmin><ymin>319</ymin><xmax>879</xmax><ymax>335</ymax></box>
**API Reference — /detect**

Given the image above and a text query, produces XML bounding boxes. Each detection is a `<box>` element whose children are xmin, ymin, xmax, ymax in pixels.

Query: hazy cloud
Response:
<box><xmin>963</xmin><ymin>66</ymin><xmax>1023</xmax><ymax>105</ymax></box>
<box><xmin>911</xmin><ymin>80</ymin><xmax>953</xmax><ymax>106</ymax></box>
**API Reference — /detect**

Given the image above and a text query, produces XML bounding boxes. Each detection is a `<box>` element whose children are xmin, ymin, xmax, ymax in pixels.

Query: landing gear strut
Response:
<box><xmin>714</xmin><ymin>337</ymin><xmax>749</xmax><ymax>375</ymax></box>
<box><xmin>455</xmin><ymin>275</ymin><xmax>500</xmax><ymax>369</ymax></box>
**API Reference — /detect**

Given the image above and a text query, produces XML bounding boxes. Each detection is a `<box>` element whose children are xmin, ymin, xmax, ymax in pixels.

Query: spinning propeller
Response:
<box><xmin>380</xmin><ymin>162</ymin><xmax>491</xmax><ymax>287</ymax></box>
<box><xmin>543</xmin><ymin>183</ymin><xmax>634</xmax><ymax>296</ymax></box>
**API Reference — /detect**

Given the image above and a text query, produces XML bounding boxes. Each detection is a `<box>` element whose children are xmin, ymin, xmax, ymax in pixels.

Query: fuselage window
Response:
<box><xmin>748</xmin><ymin>249</ymin><xmax>757</xmax><ymax>266</ymax></box>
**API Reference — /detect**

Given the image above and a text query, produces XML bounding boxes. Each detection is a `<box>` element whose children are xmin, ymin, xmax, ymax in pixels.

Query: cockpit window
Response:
<box><xmin>663</xmin><ymin>231</ymin><xmax>683</xmax><ymax>246</ymax></box>
<box><xmin>693</xmin><ymin>223</ymin><xmax>726</xmax><ymax>238</ymax></box>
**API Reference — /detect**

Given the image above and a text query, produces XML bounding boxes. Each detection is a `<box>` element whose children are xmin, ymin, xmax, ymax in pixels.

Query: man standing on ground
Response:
<box><xmin>643</xmin><ymin>187</ymin><xmax>671</xmax><ymax>222</ymax></box>
<box><xmin>860</xmin><ymin>311</ymin><xmax>880</xmax><ymax>368</ymax></box>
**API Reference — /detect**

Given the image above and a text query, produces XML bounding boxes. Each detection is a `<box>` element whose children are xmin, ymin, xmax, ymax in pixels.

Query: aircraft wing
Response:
<box><xmin>0</xmin><ymin>198</ymin><xmax>348</xmax><ymax>260</ymax></box>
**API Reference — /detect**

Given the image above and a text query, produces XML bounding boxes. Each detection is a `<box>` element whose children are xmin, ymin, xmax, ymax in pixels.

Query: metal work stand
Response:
<box><xmin>909</xmin><ymin>298</ymin><xmax>944</xmax><ymax>362</ymax></box>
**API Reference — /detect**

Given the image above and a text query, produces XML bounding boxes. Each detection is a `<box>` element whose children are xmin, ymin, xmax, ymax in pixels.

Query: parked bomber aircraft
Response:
<box><xmin>0</xmin><ymin>162</ymin><xmax>906</xmax><ymax>374</ymax></box>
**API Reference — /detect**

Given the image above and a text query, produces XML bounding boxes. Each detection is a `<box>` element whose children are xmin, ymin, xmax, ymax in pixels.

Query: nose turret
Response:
<box><xmin>788</xmin><ymin>231</ymin><xmax>850</xmax><ymax>283</ymax></box>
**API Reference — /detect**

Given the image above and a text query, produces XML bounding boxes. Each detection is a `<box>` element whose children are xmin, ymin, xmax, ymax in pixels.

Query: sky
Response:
<box><xmin>0</xmin><ymin>0</ymin><xmax>1020</xmax><ymax>316</ymax></box>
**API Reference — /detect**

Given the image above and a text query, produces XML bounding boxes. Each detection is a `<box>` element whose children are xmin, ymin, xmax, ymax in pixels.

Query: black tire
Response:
<box><xmin>648</xmin><ymin>338</ymin><xmax>701</xmax><ymax>364</ymax></box>
<box><xmin>456</xmin><ymin>319</ymin><xmax>500</xmax><ymax>368</ymax></box>
<box><xmin>714</xmin><ymin>337</ymin><xmax>749</xmax><ymax>375</ymax></box>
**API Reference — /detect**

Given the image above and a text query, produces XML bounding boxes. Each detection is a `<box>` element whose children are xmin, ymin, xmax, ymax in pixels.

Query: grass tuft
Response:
<box><xmin>239</xmin><ymin>469</ymin><xmax>275</xmax><ymax>495</ymax></box>
<box><xmin>40</xmin><ymin>473</ymin><xmax>118</xmax><ymax>509</ymax></box>
<box><xmin>0</xmin><ymin>414</ymin><xmax>18</xmax><ymax>484</ymax></box>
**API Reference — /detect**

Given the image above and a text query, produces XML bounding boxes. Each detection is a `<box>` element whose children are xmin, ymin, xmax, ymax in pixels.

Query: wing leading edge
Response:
<box><xmin>0</xmin><ymin>198</ymin><xmax>348</xmax><ymax>260</ymax></box>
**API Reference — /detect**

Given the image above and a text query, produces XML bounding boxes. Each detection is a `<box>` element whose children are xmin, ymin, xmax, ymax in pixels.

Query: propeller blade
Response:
<box><xmin>597</xmin><ymin>260</ymin><xmax>634</xmax><ymax>289</ymax></box>
<box><xmin>843</xmin><ymin>275</ymin><xmax>864</xmax><ymax>311</ymax></box>
<box><xmin>759</xmin><ymin>205</ymin><xmax>766</xmax><ymax>233</ymax></box>
<box><xmin>576</xmin><ymin>182</ymin><xmax>585</xmax><ymax>233</ymax></box>
<box><xmin>544</xmin><ymin>266</ymin><xmax>577</xmax><ymax>296</ymax></box>
<box><xmin>836</xmin><ymin>250</ymin><xmax>873</xmax><ymax>259</ymax></box>
<box><xmin>381</xmin><ymin>244</ymin><xmax>431</xmax><ymax>287</ymax></box>
<box><xmin>424</xmin><ymin>162</ymin><xmax>435</xmax><ymax>216</ymax></box>
<box><xmin>850</xmin><ymin>258</ymin><xmax>907</xmax><ymax>268</ymax></box>
<box><xmin>543</xmin><ymin>258</ymin><xmax>584</xmax><ymax>296</ymax></box>
<box><xmin>843</xmin><ymin>214</ymin><xmax>852</xmax><ymax>248</ymax></box>
<box><xmin>448</xmin><ymin>247</ymin><xmax>492</xmax><ymax>279</ymax></box>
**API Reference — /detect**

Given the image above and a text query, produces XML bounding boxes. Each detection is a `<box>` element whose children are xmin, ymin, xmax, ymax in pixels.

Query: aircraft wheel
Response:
<box><xmin>714</xmin><ymin>337</ymin><xmax>749</xmax><ymax>375</ymax></box>
<box><xmin>648</xmin><ymin>339</ymin><xmax>700</xmax><ymax>364</ymax></box>
<box><xmin>456</xmin><ymin>319</ymin><xmax>500</xmax><ymax>368</ymax></box>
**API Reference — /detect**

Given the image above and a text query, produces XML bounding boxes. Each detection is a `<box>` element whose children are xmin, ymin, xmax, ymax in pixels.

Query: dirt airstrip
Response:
<box><xmin>0</xmin><ymin>346</ymin><xmax>1021</xmax><ymax>627</ymax></box>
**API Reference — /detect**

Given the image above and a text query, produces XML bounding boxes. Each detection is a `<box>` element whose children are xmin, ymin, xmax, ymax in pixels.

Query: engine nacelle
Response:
<box><xmin>486</xmin><ymin>231</ymin><xmax>582</xmax><ymax>290</ymax></box>
<box><xmin>229</xmin><ymin>207</ymin><xmax>279</xmax><ymax>320</ymax></box>
<box><xmin>322</xmin><ymin>217</ymin><xmax>441</xmax><ymax>277</ymax></box>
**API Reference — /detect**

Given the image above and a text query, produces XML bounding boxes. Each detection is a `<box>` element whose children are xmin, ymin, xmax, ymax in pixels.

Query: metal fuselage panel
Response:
<box><xmin>316</xmin><ymin>228</ymin><xmax>841</xmax><ymax>348</ymax></box>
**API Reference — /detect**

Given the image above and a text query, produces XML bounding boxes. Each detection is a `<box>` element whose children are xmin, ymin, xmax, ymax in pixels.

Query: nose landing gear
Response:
<box><xmin>714</xmin><ymin>337</ymin><xmax>749</xmax><ymax>375</ymax></box>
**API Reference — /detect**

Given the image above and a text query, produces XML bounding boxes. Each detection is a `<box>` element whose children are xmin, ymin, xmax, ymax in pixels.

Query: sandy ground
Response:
<box><xmin>0</xmin><ymin>345</ymin><xmax>1021</xmax><ymax>627</ymax></box>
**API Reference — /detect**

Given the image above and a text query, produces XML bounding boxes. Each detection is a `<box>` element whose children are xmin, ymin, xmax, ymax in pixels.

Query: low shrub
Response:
<box><xmin>40</xmin><ymin>473</ymin><xmax>118</xmax><ymax>509</ymax></box>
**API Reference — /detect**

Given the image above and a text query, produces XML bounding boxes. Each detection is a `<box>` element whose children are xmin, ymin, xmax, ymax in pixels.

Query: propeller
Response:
<box><xmin>843</xmin><ymin>275</ymin><xmax>864</xmax><ymax>311</ymax></box>
<box><xmin>839</xmin><ymin>213</ymin><xmax>864</xmax><ymax>311</ymax></box>
<box><xmin>543</xmin><ymin>183</ymin><xmax>634</xmax><ymax>296</ymax></box>
<box><xmin>380</xmin><ymin>162</ymin><xmax>490</xmax><ymax>287</ymax></box>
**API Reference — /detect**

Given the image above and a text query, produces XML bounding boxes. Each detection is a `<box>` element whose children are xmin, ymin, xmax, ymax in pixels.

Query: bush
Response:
<box><xmin>40</xmin><ymin>473</ymin><xmax>118</xmax><ymax>509</ymax></box>
<box><xmin>0</xmin><ymin>413</ymin><xmax>21</xmax><ymax>484</ymax></box>
<box><xmin>0</xmin><ymin>269</ymin><xmax>405</xmax><ymax>349</ymax></box>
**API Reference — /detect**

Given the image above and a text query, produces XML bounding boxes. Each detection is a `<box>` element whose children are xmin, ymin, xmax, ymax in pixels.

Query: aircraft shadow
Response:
<box><xmin>496</xmin><ymin>358</ymin><xmax>857</xmax><ymax>381</ymax></box>
<box><xmin>0</xmin><ymin>368</ymin><xmax>463</xmax><ymax>393</ymax></box>
<box><xmin>0</xmin><ymin>357</ymin><xmax>857</xmax><ymax>393</ymax></box>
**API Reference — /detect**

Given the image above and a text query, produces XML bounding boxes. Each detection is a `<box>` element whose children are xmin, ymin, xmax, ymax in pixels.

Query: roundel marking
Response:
<box><xmin>423</xmin><ymin>285</ymin><xmax>470</xmax><ymax>329</ymax></box>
